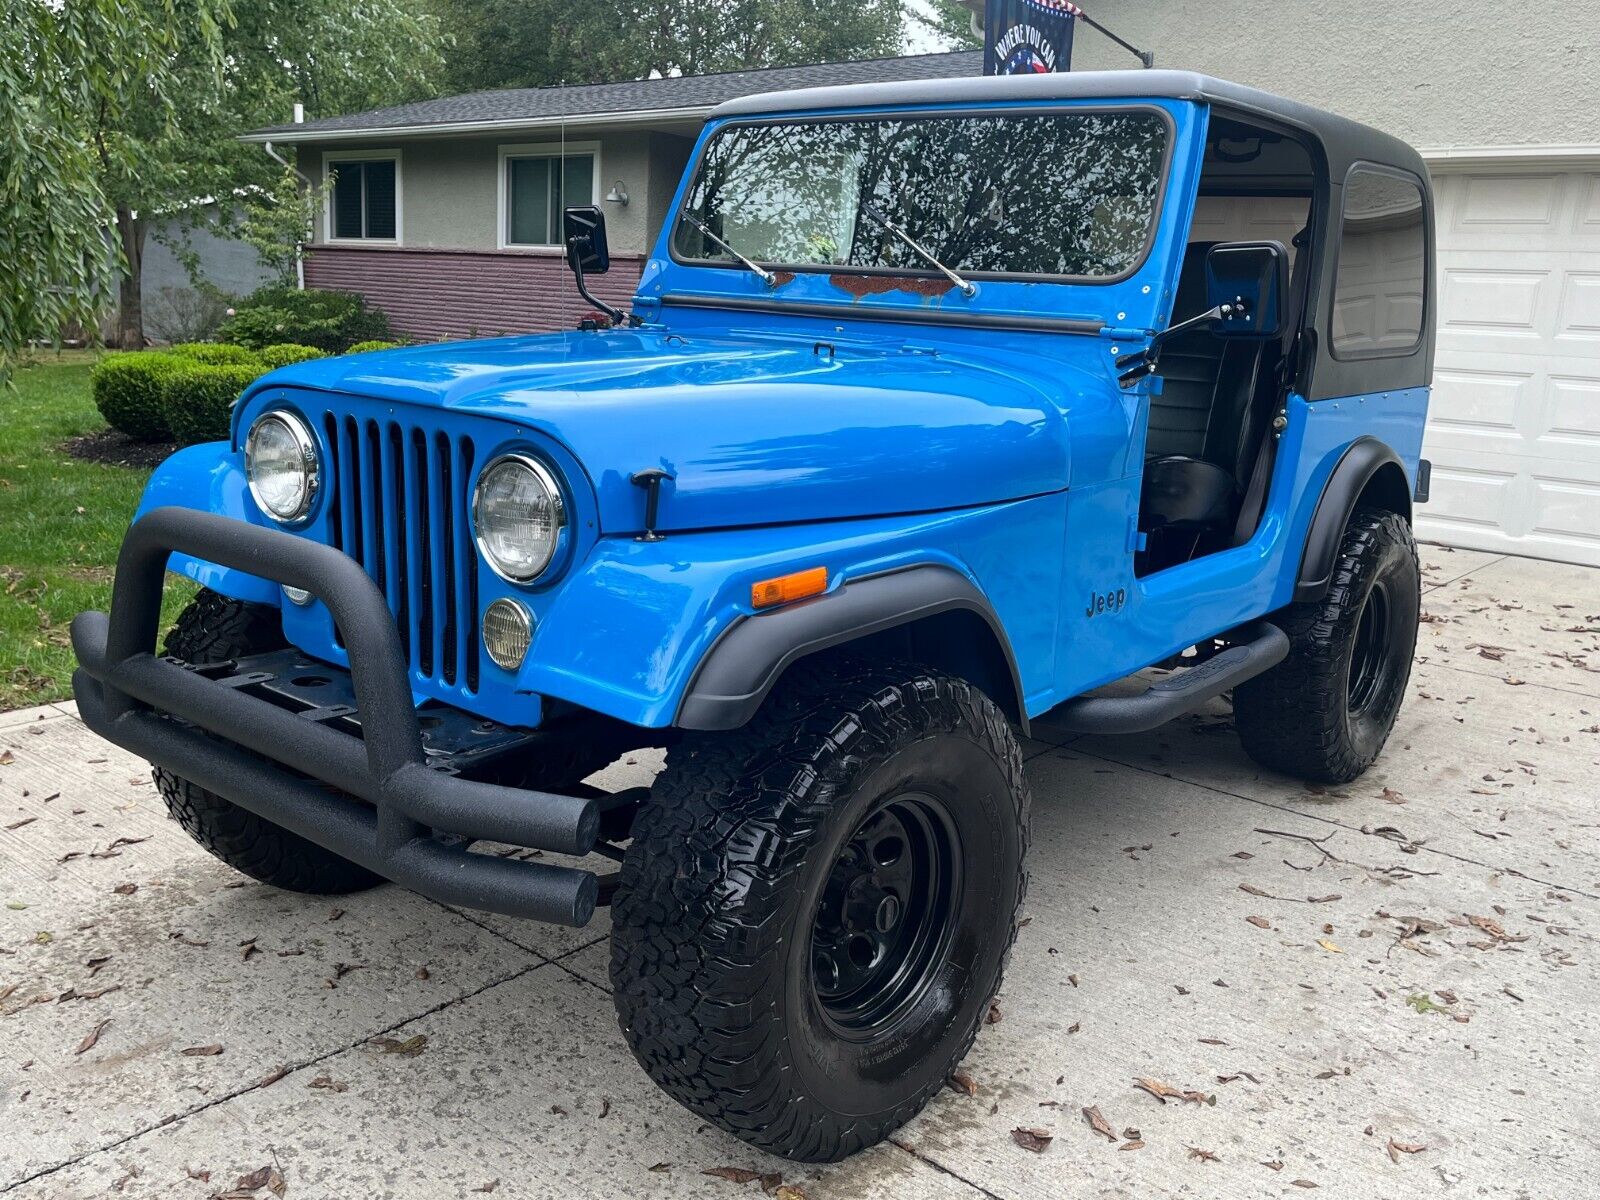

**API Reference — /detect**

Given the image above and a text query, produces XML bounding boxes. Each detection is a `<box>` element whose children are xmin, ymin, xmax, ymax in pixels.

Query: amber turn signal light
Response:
<box><xmin>751</xmin><ymin>566</ymin><xmax>827</xmax><ymax>610</ymax></box>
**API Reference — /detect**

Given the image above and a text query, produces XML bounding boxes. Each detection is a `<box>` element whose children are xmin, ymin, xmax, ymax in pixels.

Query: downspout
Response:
<box><xmin>263</xmin><ymin>107</ymin><xmax>311</xmax><ymax>290</ymax></box>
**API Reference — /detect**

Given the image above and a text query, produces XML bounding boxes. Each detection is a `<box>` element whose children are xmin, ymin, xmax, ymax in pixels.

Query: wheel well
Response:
<box><xmin>764</xmin><ymin>608</ymin><xmax>1026</xmax><ymax>730</ymax></box>
<box><xmin>1355</xmin><ymin>460</ymin><xmax>1412</xmax><ymax>524</ymax></box>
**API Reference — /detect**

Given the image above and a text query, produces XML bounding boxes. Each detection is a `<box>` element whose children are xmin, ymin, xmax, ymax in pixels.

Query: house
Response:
<box><xmin>239</xmin><ymin>53</ymin><xmax>982</xmax><ymax>341</ymax></box>
<box><xmin>243</xmin><ymin>11</ymin><xmax>1599</xmax><ymax>567</ymax></box>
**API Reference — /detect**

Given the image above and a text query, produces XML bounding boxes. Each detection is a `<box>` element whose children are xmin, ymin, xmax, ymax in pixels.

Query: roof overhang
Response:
<box><xmin>238</xmin><ymin>104</ymin><xmax>716</xmax><ymax>144</ymax></box>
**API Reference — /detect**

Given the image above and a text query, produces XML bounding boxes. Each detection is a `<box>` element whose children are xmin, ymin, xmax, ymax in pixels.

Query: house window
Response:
<box><xmin>1331</xmin><ymin>167</ymin><xmax>1427</xmax><ymax>358</ymax></box>
<box><xmin>328</xmin><ymin>156</ymin><xmax>398</xmax><ymax>241</ymax></box>
<box><xmin>503</xmin><ymin>149</ymin><xmax>596</xmax><ymax>247</ymax></box>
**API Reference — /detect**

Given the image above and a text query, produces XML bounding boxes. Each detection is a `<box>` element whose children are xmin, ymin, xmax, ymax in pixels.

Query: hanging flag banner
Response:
<box><xmin>984</xmin><ymin>0</ymin><xmax>1081</xmax><ymax>75</ymax></box>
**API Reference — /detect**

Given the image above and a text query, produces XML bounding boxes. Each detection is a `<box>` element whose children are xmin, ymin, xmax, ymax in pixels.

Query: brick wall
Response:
<box><xmin>303</xmin><ymin>246</ymin><xmax>646</xmax><ymax>341</ymax></box>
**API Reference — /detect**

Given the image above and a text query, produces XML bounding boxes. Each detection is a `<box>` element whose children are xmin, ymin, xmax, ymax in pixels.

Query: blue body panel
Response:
<box><xmin>135</xmin><ymin>92</ymin><xmax>1431</xmax><ymax>732</ymax></box>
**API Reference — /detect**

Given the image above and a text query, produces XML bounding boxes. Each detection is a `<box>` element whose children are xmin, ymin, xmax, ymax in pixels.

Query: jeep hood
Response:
<box><xmin>263</xmin><ymin>330</ymin><xmax>1077</xmax><ymax>534</ymax></box>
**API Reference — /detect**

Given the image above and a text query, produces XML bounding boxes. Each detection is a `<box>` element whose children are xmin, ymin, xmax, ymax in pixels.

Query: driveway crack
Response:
<box><xmin>0</xmin><ymin>960</ymin><xmax>545</xmax><ymax>1194</ymax></box>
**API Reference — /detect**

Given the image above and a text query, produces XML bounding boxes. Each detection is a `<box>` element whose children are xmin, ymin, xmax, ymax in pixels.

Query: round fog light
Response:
<box><xmin>282</xmin><ymin>585</ymin><xmax>312</xmax><ymax>606</ymax></box>
<box><xmin>482</xmin><ymin>598</ymin><xmax>532</xmax><ymax>671</ymax></box>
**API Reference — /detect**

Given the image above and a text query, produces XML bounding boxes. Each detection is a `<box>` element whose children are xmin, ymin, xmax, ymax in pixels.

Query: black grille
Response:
<box><xmin>323</xmin><ymin>413</ymin><xmax>479</xmax><ymax>690</ymax></box>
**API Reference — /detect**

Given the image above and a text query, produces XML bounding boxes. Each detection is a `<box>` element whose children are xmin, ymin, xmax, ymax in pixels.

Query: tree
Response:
<box><xmin>433</xmin><ymin>0</ymin><xmax>904</xmax><ymax>94</ymax></box>
<box><xmin>911</xmin><ymin>0</ymin><xmax>982</xmax><ymax>51</ymax></box>
<box><xmin>0</xmin><ymin>0</ymin><xmax>230</xmax><ymax>376</ymax></box>
<box><xmin>97</xmin><ymin>0</ymin><xmax>447</xmax><ymax>348</ymax></box>
<box><xmin>0</xmin><ymin>0</ymin><xmax>446</xmax><ymax>366</ymax></box>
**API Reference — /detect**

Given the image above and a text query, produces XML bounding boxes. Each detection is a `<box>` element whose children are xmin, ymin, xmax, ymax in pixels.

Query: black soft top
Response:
<box><xmin>711</xmin><ymin>69</ymin><xmax>1426</xmax><ymax>182</ymax></box>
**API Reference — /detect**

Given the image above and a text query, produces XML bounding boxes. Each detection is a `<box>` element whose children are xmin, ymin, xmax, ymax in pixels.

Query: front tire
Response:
<box><xmin>1234</xmin><ymin>508</ymin><xmax>1419</xmax><ymax>783</ymax></box>
<box><xmin>609</xmin><ymin>659</ymin><xmax>1030</xmax><ymax>1162</ymax></box>
<box><xmin>153</xmin><ymin>590</ymin><xmax>383</xmax><ymax>895</ymax></box>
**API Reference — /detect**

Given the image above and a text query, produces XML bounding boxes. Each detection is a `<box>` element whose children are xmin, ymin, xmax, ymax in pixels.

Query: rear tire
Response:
<box><xmin>153</xmin><ymin>590</ymin><xmax>383</xmax><ymax>895</ymax></box>
<box><xmin>1234</xmin><ymin>508</ymin><xmax>1419</xmax><ymax>783</ymax></box>
<box><xmin>609</xmin><ymin>659</ymin><xmax>1029</xmax><ymax>1162</ymax></box>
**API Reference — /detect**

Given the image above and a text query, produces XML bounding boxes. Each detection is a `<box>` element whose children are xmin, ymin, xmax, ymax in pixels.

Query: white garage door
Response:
<box><xmin>1420</xmin><ymin>167</ymin><xmax>1600</xmax><ymax>566</ymax></box>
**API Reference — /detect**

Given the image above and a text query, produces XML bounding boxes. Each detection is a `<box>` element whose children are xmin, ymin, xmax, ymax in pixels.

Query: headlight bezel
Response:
<box><xmin>245</xmin><ymin>410</ymin><xmax>320</xmax><ymax>526</ymax></box>
<box><xmin>471</xmin><ymin>452</ymin><xmax>569</xmax><ymax>585</ymax></box>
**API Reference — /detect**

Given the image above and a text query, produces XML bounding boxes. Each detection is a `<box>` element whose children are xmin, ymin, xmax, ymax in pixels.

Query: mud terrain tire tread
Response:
<box><xmin>609</xmin><ymin>657</ymin><xmax>1030</xmax><ymax>1162</ymax></box>
<box><xmin>1234</xmin><ymin>508</ymin><xmax>1419</xmax><ymax>784</ymax></box>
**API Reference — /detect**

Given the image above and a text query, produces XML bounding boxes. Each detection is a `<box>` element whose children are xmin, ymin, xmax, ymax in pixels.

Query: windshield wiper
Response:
<box><xmin>858</xmin><ymin>202</ymin><xmax>976</xmax><ymax>298</ymax></box>
<box><xmin>680</xmin><ymin>212</ymin><xmax>776</xmax><ymax>287</ymax></box>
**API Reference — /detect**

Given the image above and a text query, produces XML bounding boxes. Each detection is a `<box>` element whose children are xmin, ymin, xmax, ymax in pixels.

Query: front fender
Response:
<box><xmin>135</xmin><ymin>442</ymin><xmax>280</xmax><ymax>605</ymax></box>
<box><xmin>518</xmin><ymin>494</ymin><xmax>1064</xmax><ymax>729</ymax></box>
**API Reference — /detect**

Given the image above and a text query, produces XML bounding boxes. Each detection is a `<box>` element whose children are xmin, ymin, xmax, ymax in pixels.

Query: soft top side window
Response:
<box><xmin>1330</xmin><ymin>168</ymin><xmax>1427</xmax><ymax>359</ymax></box>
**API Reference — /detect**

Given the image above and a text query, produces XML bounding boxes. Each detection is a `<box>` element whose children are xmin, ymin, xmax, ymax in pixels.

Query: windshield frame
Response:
<box><xmin>666</xmin><ymin>103</ymin><xmax>1177</xmax><ymax>288</ymax></box>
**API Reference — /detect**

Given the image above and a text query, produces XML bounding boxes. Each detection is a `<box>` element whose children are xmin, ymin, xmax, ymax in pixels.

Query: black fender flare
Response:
<box><xmin>1294</xmin><ymin>436</ymin><xmax>1412</xmax><ymax>603</ymax></box>
<box><xmin>676</xmin><ymin>565</ymin><xmax>1027</xmax><ymax>733</ymax></box>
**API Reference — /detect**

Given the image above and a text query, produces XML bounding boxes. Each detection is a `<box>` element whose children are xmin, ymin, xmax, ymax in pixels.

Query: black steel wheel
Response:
<box><xmin>810</xmin><ymin>793</ymin><xmax>961</xmax><ymax>1036</ymax></box>
<box><xmin>610</xmin><ymin>658</ymin><xmax>1030</xmax><ymax>1162</ymax></box>
<box><xmin>1235</xmin><ymin>508</ymin><xmax>1419</xmax><ymax>783</ymax></box>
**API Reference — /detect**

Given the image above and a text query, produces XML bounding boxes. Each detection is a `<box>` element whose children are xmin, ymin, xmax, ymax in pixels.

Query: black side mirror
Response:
<box><xmin>1205</xmin><ymin>240</ymin><xmax>1288</xmax><ymax>338</ymax></box>
<box><xmin>563</xmin><ymin>205</ymin><xmax>611</xmax><ymax>275</ymax></box>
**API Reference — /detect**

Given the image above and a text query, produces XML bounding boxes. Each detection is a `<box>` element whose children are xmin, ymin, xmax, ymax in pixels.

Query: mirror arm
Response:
<box><xmin>1114</xmin><ymin>298</ymin><xmax>1252</xmax><ymax>387</ymax></box>
<box><xmin>565</xmin><ymin>235</ymin><xmax>629</xmax><ymax>327</ymax></box>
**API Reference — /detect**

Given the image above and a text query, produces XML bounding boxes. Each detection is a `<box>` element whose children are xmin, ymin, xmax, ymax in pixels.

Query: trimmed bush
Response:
<box><xmin>160</xmin><ymin>362</ymin><xmax>269</xmax><ymax>446</ymax></box>
<box><xmin>90</xmin><ymin>352</ymin><xmax>185</xmax><ymax>441</ymax></box>
<box><xmin>346</xmin><ymin>340</ymin><xmax>402</xmax><ymax>354</ymax></box>
<box><xmin>219</xmin><ymin>286</ymin><xmax>392</xmax><ymax>353</ymax></box>
<box><xmin>166</xmin><ymin>342</ymin><xmax>261</xmax><ymax>366</ymax></box>
<box><xmin>257</xmin><ymin>343</ymin><xmax>328</xmax><ymax>369</ymax></box>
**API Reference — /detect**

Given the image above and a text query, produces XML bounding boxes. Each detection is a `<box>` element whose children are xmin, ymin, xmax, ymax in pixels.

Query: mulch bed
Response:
<box><xmin>64</xmin><ymin>430</ymin><xmax>180</xmax><ymax>469</ymax></box>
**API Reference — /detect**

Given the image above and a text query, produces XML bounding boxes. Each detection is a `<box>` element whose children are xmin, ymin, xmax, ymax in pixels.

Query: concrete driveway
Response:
<box><xmin>2</xmin><ymin>544</ymin><xmax>1596</xmax><ymax>1199</ymax></box>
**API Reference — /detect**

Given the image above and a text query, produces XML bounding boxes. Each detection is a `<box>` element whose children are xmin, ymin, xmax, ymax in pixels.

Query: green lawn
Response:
<box><xmin>1</xmin><ymin>352</ymin><xmax>195</xmax><ymax>708</ymax></box>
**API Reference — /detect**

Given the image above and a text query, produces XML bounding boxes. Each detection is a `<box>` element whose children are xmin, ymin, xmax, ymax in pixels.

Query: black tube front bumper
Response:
<box><xmin>72</xmin><ymin>507</ymin><xmax>601</xmax><ymax>926</ymax></box>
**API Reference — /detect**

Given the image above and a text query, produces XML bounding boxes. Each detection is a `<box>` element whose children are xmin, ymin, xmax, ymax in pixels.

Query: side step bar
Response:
<box><xmin>1050</xmin><ymin>622</ymin><xmax>1289</xmax><ymax>736</ymax></box>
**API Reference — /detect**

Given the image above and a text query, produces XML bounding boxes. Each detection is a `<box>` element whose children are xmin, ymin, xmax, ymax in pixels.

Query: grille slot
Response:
<box><xmin>324</xmin><ymin>412</ymin><xmax>478</xmax><ymax>689</ymax></box>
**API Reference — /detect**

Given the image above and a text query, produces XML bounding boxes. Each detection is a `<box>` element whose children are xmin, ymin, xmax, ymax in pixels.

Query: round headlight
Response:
<box><xmin>246</xmin><ymin>412</ymin><xmax>319</xmax><ymax>523</ymax></box>
<box><xmin>473</xmin><ymin>455</ymin><xmax>566</xmax><ymax>583</ymax></box>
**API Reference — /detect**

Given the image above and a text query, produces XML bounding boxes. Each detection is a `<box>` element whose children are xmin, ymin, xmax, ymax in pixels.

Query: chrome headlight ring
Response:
<box><xmin>471</xmin><ymin>453</ymin><xmax>568</xmax><ymax>584</ymax></box>
<box><xmin>245</xmin><ymin>410</ymin><xmax>320</xmax><ymax>525</ymax></box>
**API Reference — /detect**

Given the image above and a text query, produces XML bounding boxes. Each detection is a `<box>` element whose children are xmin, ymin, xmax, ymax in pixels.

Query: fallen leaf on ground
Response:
<box><xmin>181</xmin><ymin>1044</ymin><xmax>223</xmax><ymax>1057</ymax></box>
<box><xmin>985</xmin><ymin>1001</ymin><xmax>1003</xmax><ymax>1024</ymax></box>
<box><xmin>774</xmin><ymin>1188</ymin><xmax>807</xmax><ymax>1200</ymax></box>
<box><xmin>74</xmin><ymin>1018</ymin><xmax>111</xmax><ymax>1055</ymax></box>
<box><xmin>471</xmin><ymin>1182</ymin><xmax>499</xmax><ymax>1194</ymax></box>
<box><xmin>947</xmin><ymin>1070</ymin><xmax>977</xmax><ymax>1096</ymax></box>
<box><xmin>1317</xmin><ymin>939</ymin><xmax>1343</xmax><ymax>953</ymax></box>
<box><xmin>112</xmin><ymin>883</ymin><xmax>137</xmax><ymax>896</ymax></box>
<box><xmin>1387</xmin><ymin>1139</ymin><xmax>1427</xmax><ymax>1163</ymax></box>
<box><xmin>703</xmin><ymin>1168</ymin><xmax>762</xmax><ymax>1184</ymax></box>
<box><xmin>1011</xmin><ymin>1127</ymin><xmax>1052</xmax><ymax>1153</ymax></box>
<box><xmin>1187</xmin><ymin>1146</ymin><xmax>1220</xmax><ymax>1163</ymax></box>
<box><xmin>1082</xmin><ymin>1105</ymin><xmax>1117</xmax><ymax>1141</ymax></box>
<box><xmin>1291</xmin><ymin>1181</ymin><xmax>1318</xmax><ymax>1189</ymax></box>
<box><xmin>371</xmin><ymin>1034</ymin><xmax>427</xmax><ymax>1057</ymax></box>
<box><xmin>1246</xmin><ymin>915</ymin><xmax>1271</xmax><ymax>929</ymax></box>
<box><xmin>309</xmin><ymin>1075</ymin><xmax>349</xmax><ymax>1092</ymax></box>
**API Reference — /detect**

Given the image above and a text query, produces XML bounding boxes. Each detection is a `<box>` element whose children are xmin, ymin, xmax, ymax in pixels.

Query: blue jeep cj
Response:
<box><xmin>75</xmin><ymin>70</ymin><xmax>1434</xmax><ymax>1160</ymax></box>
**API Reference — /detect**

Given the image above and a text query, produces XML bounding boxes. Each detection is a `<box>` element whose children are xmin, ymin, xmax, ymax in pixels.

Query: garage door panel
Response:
<box><xmin>1437</xmin><ymin>267</ymin><xmax>1549</xmax><ymax>337</ymax></box>
<box><xmin>1416</xmin><ymin>446</ymin><xmax>1600</xmax><ymax>561</ymax></box>
<box><xmin>1557</xmin><ymin>272</ymin><xmax>1600</xmax><ymax>341</ymax></box>
<box><xmin>1426</xmin><ymin>169</ymin><xmax>1600</xmax><ymax>566</ymax></box>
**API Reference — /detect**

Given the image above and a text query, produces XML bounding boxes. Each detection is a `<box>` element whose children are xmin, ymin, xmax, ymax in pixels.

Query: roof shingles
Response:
<box><xmin>244</xmin><ymin>50</ymin><xmax>982</xmax><ymax>139</ymax></box>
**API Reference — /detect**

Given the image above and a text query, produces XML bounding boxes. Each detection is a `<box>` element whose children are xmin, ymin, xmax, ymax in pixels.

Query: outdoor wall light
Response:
<box><xmin>604</xmin><ymin>180</ymin><xmax>629</xmax><ymax>206</ymax></box>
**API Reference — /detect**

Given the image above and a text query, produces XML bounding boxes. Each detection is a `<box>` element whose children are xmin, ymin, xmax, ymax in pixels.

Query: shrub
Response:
<box><xmin>346</xmin><ymin>340</ymin><xmax>402</xmax><ymax>354</ymax></box>
<box><xmin>219</xmin><ymin>286</ymin><xmax>391</xmax><ymax>353</ymax></box>
<box><xmin>90</xmin><ymin>352</ymin><xmax>185</xmax><ymax>441</ymax></box>
<box><xmin>166</xmin><ymin>342</ymin><xmax>261</xmax><ymax>366</ymax></box>
<box><xmin>160</xmin><ymin>362</ymin><xmax>269</xmax><ymax>446</ymax></box>
<box><xmin>257</xmin><ymin>343</ymin><xmax>328</xmax><ymax>369</ymax></box>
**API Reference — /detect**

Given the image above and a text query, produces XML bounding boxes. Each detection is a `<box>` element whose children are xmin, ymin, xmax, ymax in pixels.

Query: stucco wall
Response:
<box><xmin>299</xmin><ymin>127</ymin><xmax>690</xmax><ymax>256</ymax></box>
<box><xmin>1074</xmin><ymin>3</ymin><xmax>1597</xmax><ymax>149</ymax></box>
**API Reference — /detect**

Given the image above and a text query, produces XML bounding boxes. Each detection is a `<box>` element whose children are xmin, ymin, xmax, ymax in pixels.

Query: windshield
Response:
<box><xmin>673</xmin><ymin>109</ymin><xmax>1170</xmax><ymax>282</ymax></box>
